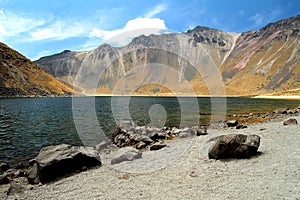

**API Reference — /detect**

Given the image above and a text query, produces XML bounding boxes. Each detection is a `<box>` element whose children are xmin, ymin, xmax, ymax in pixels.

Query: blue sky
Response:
<box><xmin>0</xmin><ymin>0</ymin><xmax>299</xmax><ymax>60</ymax></box>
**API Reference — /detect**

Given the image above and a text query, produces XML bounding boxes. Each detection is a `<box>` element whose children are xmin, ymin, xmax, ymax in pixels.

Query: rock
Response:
<box><xmin>0</xmin><ymin>163</ymin><xmax>9</xmax><ymax>173</ymax></box>
<box><xmin>171</xmin><ymin>127</ymin><xmax>181</xmax><ymax>135</ymax></box>
<box><xmin>29</xmin><ymin>144</ymin><xmax>101</xmax><ymax>183</ymax></box>
<box><xmin>134</xmin><ymin>126</ymin><xmax>145</xmax><ymax>133</ymax></box>
<box><xmin>208</xmin><ymin>134</ymin><xmax>260</xmax><ymax>159</ymax></box>
<box><xmin>178</xmin><ymin>131</ymin><xmax>194</xmax><ymax>138</ymax></box>
<box><xmin>135</xmin><ymin>135</ymin><xmax>153</xmax><ymax>144</ymax></box>
<box><xmin>111</xmin><ymin>147</ymin><xmax>142</xmax><ymax>165</ymax></box>
<box><xmin>226</xmin><ymin>120</ymin><xmax>238</xmax><ymax>127</ymax></box>
<box><xmin>5</xmin><ymin>169</ymin><xmax>17</xmax><ymax>179</ymax></box>
<box><xmin>27</xmin><ymin>163</ymin><xmax>40</xmax><ymax>184</ymax></box>
<box><xmin>0</xmin><ymin>173</ymin><xmax>9</xmax><ymax>185</ymax></box>
<box><xmin>113</xmin><ymin>133</ymin><xmax>131</xmax><ymax>147</ymax></box>
<box><xmin>192</xmin><ymin>126</ymin><xmax>207</xmax><ymax>136</ymax></box>
<box><xmin>14</xmin><ymin>169</ymin><xmax>26</xmax><ymax>178</ymax></box>
<box><xmin>136</xmin><ymin>141</ymin><xmax>147</xmax><ymax>149</ymax></box>
<box><xmin>236</xmin><ymin>124</ymin><xmax>248</xmax><ymax>129</ymax></box>
<box><xmin>118</xmin><ymin>121</ymin><xmax>135</xmax><ymax>129</ymax></box>
<box><xmin>7</xmin><ymin>183</ymin><xmax>25</xmax><ymax>196</ymax></box>
<box><xmin>150</xmin><ymin>144</ymin><xmax>167</xmax><ymax>151</ymax></box>
<box><xmin>149</xmin><ymin>132</ymin><xmax>166</xmax><ymax>141</ymax></box>
<box><xmin>283</xmin><ymin>118</ymin><xmax>298</xmax><ymax>125</ymax></box>
<box><xmin>95</xmin><ymin>141</ymin><xmax>112</xmax><ymax>151</ymax></box>
<box><xmin>281</xmin><ymin>108</ymin><xmax>294</xmax><ymax>114</ymax></box>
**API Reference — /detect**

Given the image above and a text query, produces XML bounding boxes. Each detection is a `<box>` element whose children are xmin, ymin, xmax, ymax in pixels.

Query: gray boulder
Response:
<box><xmin>27</xmin><ymin>163</ymin><xmax>40</xmax><ymax>184</ymax></box>
<box><xmin>28</xmin><ymin>144</ymin><xmax>101</xmax><ymax>183</ymax></box>
<box><xmin>111</xmin><ymin>147</ymin><xmax>142</xmax><ymax>165</ymax></box>
<box><xmin>283</xmin><ymin>118</ymin><xmax>298</xmax><ymax>126</ymax></box>
<box><xmin>208</xmin><ymin>134</ymin><xmax>260</xmax><ymax>159</ymax></box>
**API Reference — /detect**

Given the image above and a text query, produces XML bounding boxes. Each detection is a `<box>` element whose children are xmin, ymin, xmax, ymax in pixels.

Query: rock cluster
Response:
<box><xmin>112</xmin><ymin>124</ymin><xmax>207</xmax><ymax>150</ymax></box>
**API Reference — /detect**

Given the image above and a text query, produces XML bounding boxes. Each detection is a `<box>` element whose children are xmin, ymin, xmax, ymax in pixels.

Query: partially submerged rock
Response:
<box><xmin>208</xmin><ymin>134</ymin><xmax>260</xmax><ymax>159</ymax></box>
<box><xmin>28</xmin><ymin>144</ymin><xmax>101</xmax><ymax>183</ymax></box>
<box><xmin>111</xmin><ymin>147</ymin><xmax>142</xmax><ymax>165</ymax></box>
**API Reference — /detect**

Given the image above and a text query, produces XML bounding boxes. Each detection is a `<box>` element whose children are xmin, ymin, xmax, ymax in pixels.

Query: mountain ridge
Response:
<box><xmin>19</xmin><ymin>15</ymin><xmax>300</xmax><ymax>96</ymax></box>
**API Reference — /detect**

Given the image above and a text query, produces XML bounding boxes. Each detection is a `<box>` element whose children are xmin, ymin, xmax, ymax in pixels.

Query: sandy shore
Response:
<box><xmin>252</xmin><ymin>95</ymin><xmax>300</xmax><ymax>100</ymax></box>
<box><xmin>8</xmin><ymin>116</ymin><xmax>300</xmax><ymax>199</ymax></box>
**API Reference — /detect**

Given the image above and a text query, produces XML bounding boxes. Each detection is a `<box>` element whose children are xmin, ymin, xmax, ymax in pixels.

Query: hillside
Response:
<box><xmin>35</xmin><ymin>15</ymin><xmax>300</xmax><ymax>96</ymax></box>
<box><xmin>0</xmin><ymin>42</ymin><xmax>74</xmax><ymax>97</ymax></box>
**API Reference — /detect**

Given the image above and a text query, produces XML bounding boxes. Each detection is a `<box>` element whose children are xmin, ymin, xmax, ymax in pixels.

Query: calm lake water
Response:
<box><xmin>0</xmin><ymin>96</ymin><xmax>299</xmax><ymax>166</ymax></box>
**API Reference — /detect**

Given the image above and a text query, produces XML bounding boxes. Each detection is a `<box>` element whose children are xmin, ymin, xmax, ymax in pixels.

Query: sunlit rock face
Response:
<box><xmin>36</xmin><ymin>15</ymin><xmax>300</xmax><ymax>96</ymax></box>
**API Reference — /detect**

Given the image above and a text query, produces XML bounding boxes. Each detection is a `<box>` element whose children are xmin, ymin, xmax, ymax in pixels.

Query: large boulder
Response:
<box><xmin>208</xmin><ymin>134</ymin><xmax>260</xmax><ymax>159</ymax></box>
<box><xmin>28</xmin><ymin>144</ymin><xmax>101</xmax><ymax>183</ymax></box>
<box><xmin>111</xmin><ymin>147</ymin><xmax>142</xmax><ymax>165</ymax></box>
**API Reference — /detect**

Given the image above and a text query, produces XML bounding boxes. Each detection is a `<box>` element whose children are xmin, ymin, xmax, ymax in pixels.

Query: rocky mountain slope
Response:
<box><xmin>35</xmin><ymin>15</ymin><xmax>300</xmax><ymax>96</ymax></box>
<box><xmin>0</xmin><ymin>42</ymin><xmax>74</xmax><ymax>97</ymax></box>
<box><xmin>221</xmin><ymin>14</ymin><xmax>300</xmax><ymax>95</ymax></box>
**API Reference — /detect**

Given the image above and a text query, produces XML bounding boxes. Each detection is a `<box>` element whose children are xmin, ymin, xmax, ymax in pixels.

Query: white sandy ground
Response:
<box><xmin>252</xmin><ymin>96</ymin><xmax>300</xmax><ymax>100</ymax></box>
<box><xmin>6</xmin><ymin>116</ymin><xmax>300</xmax><ymax>199</ymax></box>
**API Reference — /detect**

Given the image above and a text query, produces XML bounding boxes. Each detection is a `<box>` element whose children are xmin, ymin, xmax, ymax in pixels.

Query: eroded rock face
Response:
<box><xmin>28</xmin><ymin>144</ymin><xmax>101</xmax><ymax>183</ymax></box>
<box><xmin>208</xmin><ymin>134</ymin><xmax>260</xmax><ymax>159</ymax></box>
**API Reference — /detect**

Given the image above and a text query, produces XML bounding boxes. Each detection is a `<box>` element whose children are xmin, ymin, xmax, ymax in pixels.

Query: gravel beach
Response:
<box><xmin>7</xmin><ymin>116</ymin><xmax>300</xmax><ymax>199</ymax></box>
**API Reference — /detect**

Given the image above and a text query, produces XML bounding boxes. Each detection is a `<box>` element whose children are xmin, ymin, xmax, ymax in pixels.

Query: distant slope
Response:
<box><xmin>35</xmin><ymin>14</ymin><xmax>300</xmax><ymax>96</ymax></box>
<box><xmin>0</xmin><ymin>42</ymin><xmax>74</xmax><ymax>97</ymax></box>
<box><xmin>221</xmin><ymin>14</ymin><xmax>300</xmax><ymax>96</ymax></box>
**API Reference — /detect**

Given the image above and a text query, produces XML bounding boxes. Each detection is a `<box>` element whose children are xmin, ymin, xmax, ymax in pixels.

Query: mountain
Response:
<box><xmin>35</xmin><ymin>15</ymin><xmax>300</xmax><ymax>96</ymax></box>
<box><xmin>221</xmin><ymin>14</ymin><xmax>300</xmax><ymax>95</ymax></box>
<box><xmin>0</xmin><ymin>42</ymin><xmax>74</xmax><ymax>97</ymax></box>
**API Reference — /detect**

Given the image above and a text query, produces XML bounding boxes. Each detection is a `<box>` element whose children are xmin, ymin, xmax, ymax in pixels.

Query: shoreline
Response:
<box><xmin>1</xmin><ymin>94</ymin><xmax>300</xmax><ymax>99</ymax></box>
<box><xmin>252</xmin><ymin>95</ymin><xmax>300</xmax><ymax>100</ymax></box>
<box><xmin>0</xmin><ymin>94</ymin><xmax>300</xmax><ymax>100</ymax></box>
<box><xmin>6</xmin><ymin>115</ymin><xmax>299</xmax><ymax>199</ymax></box>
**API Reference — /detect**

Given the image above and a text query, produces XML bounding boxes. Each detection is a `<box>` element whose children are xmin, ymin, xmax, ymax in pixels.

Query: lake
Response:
<box><xmin>0</xmin><ymin>96</ymin><xmax>299</xmax><ymax>166</ymax></box>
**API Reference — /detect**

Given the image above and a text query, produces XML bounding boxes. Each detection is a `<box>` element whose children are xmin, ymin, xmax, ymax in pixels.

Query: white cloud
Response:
<box><xmin>144</xmin><ymin>3</ymin><xmax>167</xmax><ymax>18</ymax></box>
<box><xmin>0</xmin><ymin>9</ymin><xmax>46</xmax><ymax>38</ymax></box>
<box><xmin>250</xmin><ymin>13</ymin><xmax>264</xmax><ymax>27</ymax></box>
<box><xmin>30</xmin><ymin>20</ymin><xmax>91</xmax><ymax>41</ymax></box>
<box><xmin>89</xmin><ymin>17</ymin><xmax>167</xmax><ymax>46</ymax></box>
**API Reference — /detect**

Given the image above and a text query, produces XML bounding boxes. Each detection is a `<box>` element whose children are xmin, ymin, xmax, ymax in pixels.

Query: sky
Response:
<box><xmin>0</xmin><ymin>0</ymin><xmax>299</xmax><ymax>60</ymax></box>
